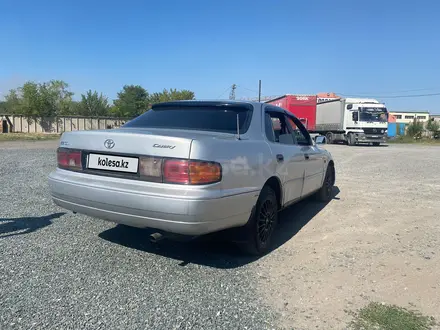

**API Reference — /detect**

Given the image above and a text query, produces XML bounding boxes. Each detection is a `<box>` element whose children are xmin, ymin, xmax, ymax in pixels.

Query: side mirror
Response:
<box><xmin>352</xmin><ymin>112</ymin><xmax>359</xmax><ymax>121</ymax></box>
<box><xmin>315</xmin><ymin>136</ymin><xmax>326</xmax><ymax>144</ymax></box>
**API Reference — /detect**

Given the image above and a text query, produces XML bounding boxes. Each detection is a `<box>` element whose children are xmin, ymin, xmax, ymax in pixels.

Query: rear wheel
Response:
<box><xmin>326</xmin><ymin>132</ymin><xmax>333</xmax><ymax>144</ymax></box>
<box><xmin>315</xmin><ymin>163</ymin><xmax>335</xmax><ymax>202</ymax></box>
<box><xmin>239</xmin><ymin>186</ymin><xmax>278</xmax><ymax>256</ymax></box>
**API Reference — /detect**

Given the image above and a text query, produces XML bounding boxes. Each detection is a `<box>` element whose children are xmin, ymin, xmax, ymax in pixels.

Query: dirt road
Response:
<box><xmin>258</xmin><ymin>143</ymin><xmax>440</xmax><ymax>329</ymax></box>
<box><xmin>0</xmin><ymin>140</ymin><xmax>59</xmax><ymax>149</ymax></box>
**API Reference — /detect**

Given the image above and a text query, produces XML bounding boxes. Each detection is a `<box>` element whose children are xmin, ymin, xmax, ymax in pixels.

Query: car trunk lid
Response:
<box><xmin>57</xmin><ymin>128</ymin><xmax>229</xmax><ymax>184</ymax></box>
<box><xmin>59</xmin><ymin>128</ymin><xmax>196</xmax><ymax>159</ymax></box>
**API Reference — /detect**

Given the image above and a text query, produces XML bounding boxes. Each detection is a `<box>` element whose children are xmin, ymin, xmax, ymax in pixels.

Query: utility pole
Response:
<box><xmin>258</xmin><ymin>80</ymin><xmax>261</xmax><ymax>102</ymax></box>
<box><xmin>229</xmin><ymin>84</ymin><xmax>236</xmax><ymax>100</ymax></box>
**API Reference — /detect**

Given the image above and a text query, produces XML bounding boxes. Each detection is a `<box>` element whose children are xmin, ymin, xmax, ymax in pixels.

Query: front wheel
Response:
<box><xmin>239</xmin><ymin>186</ymin><xmax>279</xmax><ymax>256</ymax></box>
<box><xmin>347</xmin><ymin>133</ymin><xmax>356</xmax><ymax>146</ymax></box>
<box><xmin>315</xmin><ymin>163</ymin><xmax>335</xmax><ymax>202</ymax></box>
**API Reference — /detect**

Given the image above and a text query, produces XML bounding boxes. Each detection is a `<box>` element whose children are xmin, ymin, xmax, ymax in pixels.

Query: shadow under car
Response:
<box><xmin>98</xmin><ymin>186</ymin><xmax>341</xmax><ymax>269</ymax></box>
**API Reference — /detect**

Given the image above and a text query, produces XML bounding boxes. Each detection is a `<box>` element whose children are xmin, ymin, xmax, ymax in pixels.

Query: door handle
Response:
<box><xmin>304</xmin><ymin>153</ymin><xmax>310</xmax><ymax>160</ymax></box>
<box><xmin>276</xmin><ymin>154</ymin><xmax>284</xmax><ymax>162</ymax></box>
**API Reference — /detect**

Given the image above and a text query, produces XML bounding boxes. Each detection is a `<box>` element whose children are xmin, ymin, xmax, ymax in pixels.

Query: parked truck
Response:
<box><xmin>266</xmin><ymin>95</ymin><xmax>389</xmax><ymax>146</ymax></box>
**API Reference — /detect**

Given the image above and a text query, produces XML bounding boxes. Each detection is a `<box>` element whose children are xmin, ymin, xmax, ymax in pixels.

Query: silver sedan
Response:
<box><xmin>48</xmin><ymin>100</ymin><xmax>335</xmax><ymax>255</ymax></box>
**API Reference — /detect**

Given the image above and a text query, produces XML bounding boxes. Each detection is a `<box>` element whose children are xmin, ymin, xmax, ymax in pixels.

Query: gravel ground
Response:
<box><xmin>257</xmin><ymin>143</ymin><xmax>440</xmax><ymax>329</ymax></box>
<box><xmin>0</xmin><ymin>141</ymin><xmax>278</xmax><ymax>330</ymax></box>
<box><xmin>1</xmin><ymin>141</ymin><xmax>439</xmax><ymax>330</ymax></box>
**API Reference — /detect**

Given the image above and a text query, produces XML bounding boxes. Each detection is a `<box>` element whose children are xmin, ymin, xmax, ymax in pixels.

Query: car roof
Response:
<box><xmin>151</xmin><ymin>99</ymin><xmax>264</xmax><ymax>108</ymax></box>
<box><xmin>150</xmin><ymin>99</ymin><xmax>291</xmax><ymax>118</ymax></box>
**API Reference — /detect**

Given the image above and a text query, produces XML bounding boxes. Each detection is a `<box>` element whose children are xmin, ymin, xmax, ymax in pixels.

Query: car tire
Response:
<box><xmin>326</xmin><ymin>132</ymin><xmax>333</xmax><ymax>144</ymax></box>
<box><xmin>315</xmin><ymin>163</ymin><xmax>335</xmax><ymax>203</ymax></box>
<box><xmin>239</xmin><ymin>185</ymin><xmax>278</xmax><ymax>256</ymax></box>
<box><xmin>347</xmin><ymin>133</ymin><xmax>355</xmax><ymax>146</ymax></box>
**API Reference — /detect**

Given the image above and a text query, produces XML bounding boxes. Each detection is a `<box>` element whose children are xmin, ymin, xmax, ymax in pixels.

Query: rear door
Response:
<box><xmin>264</xmin><ymin>108</ymin><xmax>306</xmax><ymax>206</ymax></box>
<box><xmin>285</xmin><ymin>114</ymin><xmax>326</xmax><ymax>196</ymax></box>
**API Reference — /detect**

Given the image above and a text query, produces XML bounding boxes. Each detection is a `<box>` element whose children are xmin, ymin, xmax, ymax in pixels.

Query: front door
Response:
<box><xmin>285</xmin><ymin>114</ymin><xmax>326</xmax><ymax>197</ymax></box>
<box><xmin>300</xmin><ymin>145</ymin><xmax>326</xmax><ymax>195</ymax></box>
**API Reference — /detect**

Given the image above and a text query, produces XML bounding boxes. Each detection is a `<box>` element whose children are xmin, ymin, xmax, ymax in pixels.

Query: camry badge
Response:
<box><xmin>153</xmin><ymin>144</ymin><xmax>176</xmax><ymax>149</ymax></box>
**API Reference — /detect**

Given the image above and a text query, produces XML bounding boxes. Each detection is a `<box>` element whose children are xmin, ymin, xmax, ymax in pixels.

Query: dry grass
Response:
<box><xmin>347</xmin><ymin>302</ymin><xmax>436</xmax><ymax>330</ymax></box>
<box><xmin>388</xmin><ymin>136</ymin><xmax>440</xmax><ymax>145</ymax></box>
<box><xmin>0</xmin><ymin>133</ymin><xmax>61</xmax><ymax>142</ymax></box>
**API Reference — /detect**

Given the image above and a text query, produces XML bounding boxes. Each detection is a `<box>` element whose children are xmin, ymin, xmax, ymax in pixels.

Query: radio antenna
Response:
<box><xmin>236</xmin><ymin>113</ymin><xmax>241</xmax><ymax>140</ymax></box>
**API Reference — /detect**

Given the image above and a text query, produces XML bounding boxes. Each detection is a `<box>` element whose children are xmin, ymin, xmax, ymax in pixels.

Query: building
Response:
<box><xmin>388</xmin><ymin>111</ymin><xmax>430</xmax><ymax>124</ymax></box>
<box><xmin>431</xmin><ymin>114</ymin><xmax>440</xmax><ymax>123</ymax></box>
<box><xmin>316</xmin><ymin>92</ymin><xmax>341</xmax><ymax>103</ymax></box>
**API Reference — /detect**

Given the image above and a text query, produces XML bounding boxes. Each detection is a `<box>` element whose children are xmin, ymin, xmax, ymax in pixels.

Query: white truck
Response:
<box><xmin>314</xmin><ymin>97</ymin><xmax>389</xmax><ymax>146</ymax></box>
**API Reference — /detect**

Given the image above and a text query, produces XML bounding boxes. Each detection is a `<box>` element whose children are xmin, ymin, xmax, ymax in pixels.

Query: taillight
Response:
<box><xmin>163</xmin><ymin>159</ymin><xmax>221</xmax><ymax>185</ymax></box>
<box><xmin>189</xmin><ymin>161</ymin><xmax>222</xmax><ymax>184</ymax></box>
<box><xmin>163</xmin><ymin>159</ymin><xmax>190</xmax><ymax>184</ymax></box>
<box><xmin>57</xmin><ymin>148</ymin><xmax>82</xmax><ymax>170</ymax></box>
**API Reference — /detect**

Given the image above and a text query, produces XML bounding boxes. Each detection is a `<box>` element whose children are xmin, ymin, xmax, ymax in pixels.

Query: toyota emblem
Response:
<box><xmin>104</xmin><ymin>139</ymin><xmax>115</xmax><ymax>149</ymax></box>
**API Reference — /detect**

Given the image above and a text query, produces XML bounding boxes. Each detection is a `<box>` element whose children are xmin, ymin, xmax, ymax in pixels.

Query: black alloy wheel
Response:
<box><xmin>239</xmin><ymin>186</ymin><xmax>278</xmax><ymax>256</ymax></box>
<box><xmin>323</xmin><ymin>166</ymin><xmax>333</xmax><ymax>199</ymax></box>
<box><xmin>315</xmin><ymin>164</ymin><xmax>335</xmax><ymax>202</ymax></box>
<box><xmin>257</xmin><ymin>198</ymin><xmax>277</xmax><ymax>245</ymax></box>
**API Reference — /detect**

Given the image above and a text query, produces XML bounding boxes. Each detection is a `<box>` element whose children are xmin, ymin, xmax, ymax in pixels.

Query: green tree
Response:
<box><xmin>44</xmin><ymin>80</ymin><xmax>75</xmax><ymax>116</ymax></box>
<box><xmin>18</xmin><ymin>81</ymin><xmax>43</xmax><ymax>117</ymax></box>
<box><xmin>76</xmin><ymin>90</ymin><xmax>110</xmax><ymax>116</ymax></box>
<box><xmin>406</xmin><ymin>119</ymin><xmax>424</xmax><ymax>138</ymax></box>
<box><xmin>149</xmin><ymin>88</ymin><xmax>195</xmax><ymax>106</ymax></box>
<box><xmin>3</xmin><ymin>80</ymin><xmax>74</xmax><ymax>117</ymax></box>
<box><xmin>4</xmin><ymin>89</ymin><xmax>22</xmax><ymax>114</ymax></box>
<box><xmin>426</xmin><ymin>118</ymin><xmax>440</xmax><ymax>133</ymax></box>
<box><xmin>0</xmin><ymin>101</ymin><xmax>7</xmax><ymax>113</ymax></box>
<box><xmin>112</xmin><ymin>85</ymin><xmax>149</xmax><ymax>118</ymax></box>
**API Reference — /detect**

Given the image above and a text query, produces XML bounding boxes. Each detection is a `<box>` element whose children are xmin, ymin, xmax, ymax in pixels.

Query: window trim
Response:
<box><xmin>264</xmin><ymin>106</ymin><xmax>296</xmax><ymax>145</ymax></box>
<box><xmin>264</xmin><ymin>112</ymin><xmax>276</xmax><ymax>143</ymax></box>
<box><xmin>264</xmin><ymin>105</ymin><xmax>313</xmax><ymax>146</ymax></box>
<box><xmin>122</xmin><ymin>104</ymin><xmax>254</xmax><ymax>135</ymax></box>
<box><xmin>284</xmin><ymin>112</ymin><xmax>313</xmax><ymax>146</ymax></box>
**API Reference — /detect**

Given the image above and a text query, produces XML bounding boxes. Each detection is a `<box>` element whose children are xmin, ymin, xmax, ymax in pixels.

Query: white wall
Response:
<box><xmin>390</xmin><ymin>112</ymin><xmax>430</xmax><ymax>124</ymax></box>
<box><xmin>1</xmin><ymin>115</ymin><xmax>131</xmax><ymax>133</ymax></box>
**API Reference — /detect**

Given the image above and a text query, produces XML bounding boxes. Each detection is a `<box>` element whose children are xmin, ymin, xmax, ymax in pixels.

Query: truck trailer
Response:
<box><xmin>266</xmin><ymin>95</ymin><xmax>389</xmax><ymax>146</ymax></box>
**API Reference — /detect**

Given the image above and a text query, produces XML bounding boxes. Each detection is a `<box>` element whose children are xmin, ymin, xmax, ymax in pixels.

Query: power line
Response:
<box><xmin>237</xmin><ymin>85</ymin><xmax>258</xmax><ymax>94</ymax></box>
<box><xmin>339</xmin><ymin>92</ymin><xmax>440</xmax><ymax>99</ymax></box>
<box><xmin>336</xmin><ymin>88</ymin><xmax>438</xmax><ymax>96</ymax></box>
<box><xmin>217</xmin><ymin>86</ymin><xmax>231</xmax><ymax>99</ymax></box>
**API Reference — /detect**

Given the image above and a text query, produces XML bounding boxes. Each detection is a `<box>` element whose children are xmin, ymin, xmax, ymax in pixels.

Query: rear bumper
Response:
<box><xmin>355</xmin><ymin>133</ymin><xmax>387</xmax><ymax>143</ymax></box>
<box><xmin>48</xmin><ymin>169</ymin><xmax>258</xmax><ymax>236</ymax></box>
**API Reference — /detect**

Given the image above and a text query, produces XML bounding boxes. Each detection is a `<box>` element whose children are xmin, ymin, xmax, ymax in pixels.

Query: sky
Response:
<box><xmin>1</xmin><ymin>0</ymin><xmax>440</xmax><ymax>113</ymax></box>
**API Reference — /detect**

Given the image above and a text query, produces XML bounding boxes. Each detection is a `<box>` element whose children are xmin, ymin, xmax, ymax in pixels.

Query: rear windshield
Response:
<box><xmin>122</xmin><ymin>105</ymin><xmax>253</xmax><ymax>134</ymax></box>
